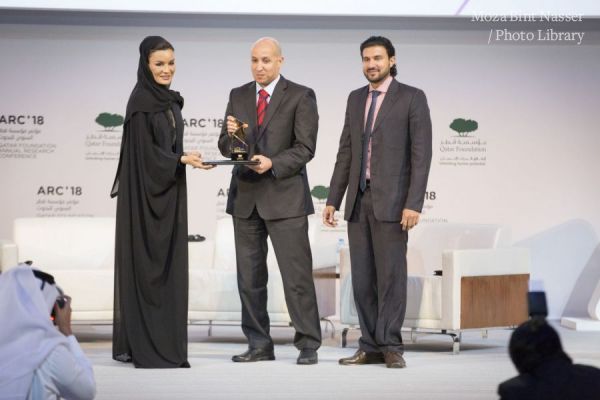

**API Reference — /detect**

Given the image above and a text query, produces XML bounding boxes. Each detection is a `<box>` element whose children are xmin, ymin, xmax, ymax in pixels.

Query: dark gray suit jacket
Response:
<box><xmin>327</xmin><ymin>79</ymin><xmax>432</xmax><ymax>222</ymax></box>
<box><xmin>218</xmin><ymin>76</ymin><xmax>318</xmax><ymax>220</ymax></box>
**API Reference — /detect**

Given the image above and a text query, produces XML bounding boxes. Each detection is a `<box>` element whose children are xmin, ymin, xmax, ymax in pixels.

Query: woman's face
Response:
<box><xmin>148</xmin><ymin>49</ymin><xmax>175</xmax><ymax>86</ymax></box>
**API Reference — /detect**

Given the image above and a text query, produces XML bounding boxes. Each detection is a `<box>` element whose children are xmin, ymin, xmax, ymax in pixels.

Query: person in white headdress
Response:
<box><xmin>0</xmin><ymin>264</ymin><xmax>96</xmax><ymax>400</ymax></box>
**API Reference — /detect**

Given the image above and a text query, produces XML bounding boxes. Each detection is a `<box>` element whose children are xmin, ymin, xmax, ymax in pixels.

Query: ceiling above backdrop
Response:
<box><xmin>1</xmin><ymin>0</ymin><xmax>599</xmax><ymax>17</ymax></box>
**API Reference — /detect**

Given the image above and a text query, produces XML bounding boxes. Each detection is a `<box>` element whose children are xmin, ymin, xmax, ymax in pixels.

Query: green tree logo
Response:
<box><xmin>311</xmin><ymin>185</ymin><xmax>329</xmax><ymax>203</ymax></box>
<box><xmin>449</xmin><ymin>118</ymin><xmax>478</xmax><ymax>137</ymax></box>
<box><xmin>95</xmin><ymin>113</ymin><xmax>124</xmax><ymax>131</ymax></box>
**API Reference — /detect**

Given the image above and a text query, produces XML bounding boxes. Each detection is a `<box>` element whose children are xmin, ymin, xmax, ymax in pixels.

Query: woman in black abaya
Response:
<box><xmin>110</xmin><ymin>36</ymin><xmax>212</xmax><ymax>368</ymax></box>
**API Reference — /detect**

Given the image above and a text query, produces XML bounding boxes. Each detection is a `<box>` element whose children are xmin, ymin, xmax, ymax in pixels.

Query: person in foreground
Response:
<box><xmin>498</xmin><ymin>318</ymin><xmax>600</xmax><ymax>400</ymax></box>
<box><xmin>0</xmin><ymin>264</ymin><xmax>96</xmax><ymax>399</ymax></box>
<box><xmin>110</xmin><ymin>36</ymin><xmax>212</xmax><ymax>368</ymax></box>
<box><xmin>218</xmin><ymin>37</ymin><xmax>321</xmax><ymax>365</ymax></box>
<box><xmin>323</xmin><ymin>36</ymin><xmax>432</xmax><ymax>368</ymax></box>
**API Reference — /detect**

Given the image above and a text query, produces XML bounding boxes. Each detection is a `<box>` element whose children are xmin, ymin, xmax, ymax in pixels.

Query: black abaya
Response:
<box><xmin>112</xmin><ymin>104</ymin><xmax>188</xmax><ymax>368</ymax></box>
<box><xmin>110</xmin><ymin>36</ymin><xmax>188</xmax><ymax>368</ymax></box>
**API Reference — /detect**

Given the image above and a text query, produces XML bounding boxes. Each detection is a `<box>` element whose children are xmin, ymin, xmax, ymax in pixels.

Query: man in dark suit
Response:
<box><xmin>498</xmin><ymin>318</ymin><xmax>600</xmax><ymax>400</ymax></box>
<box><xmin>218</xmin><ymin>37</ymin><xmax>321</xmax><ymax>365</ymax></box>
<box><xmin>323</xmin><ymin>36</ymin><xmax>432</xmax><ymax>368</ymax></box>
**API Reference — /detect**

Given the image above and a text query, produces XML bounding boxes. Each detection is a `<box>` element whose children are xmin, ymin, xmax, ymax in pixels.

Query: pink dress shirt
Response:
<box><xmin>364</xmin><ymin>75</ymin><xmax>393</xmax><ymax>180</ymax></box>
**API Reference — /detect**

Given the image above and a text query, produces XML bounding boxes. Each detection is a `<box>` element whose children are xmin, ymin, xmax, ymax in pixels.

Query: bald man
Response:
<box><xmin>218</xmin><ymin>37</ymin><xmax>321</xmax><ymax>365</ymax></box>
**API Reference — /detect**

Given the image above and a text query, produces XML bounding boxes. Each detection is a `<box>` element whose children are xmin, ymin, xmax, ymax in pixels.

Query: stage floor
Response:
<box><xmin>75</xmin><ymin>321</ymin><xmax>600</xmax><ymax>400</ymax></box>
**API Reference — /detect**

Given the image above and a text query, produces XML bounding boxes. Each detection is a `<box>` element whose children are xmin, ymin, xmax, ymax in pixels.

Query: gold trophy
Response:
<box><xmin>202</xmin><ymin>116</ymin><xmax>259</xmax><ymax>166</ymax></box>
<box><xmin>230</xmin><ymin>117</ymin><xmax>249</xmax><ymax>161</ymax></box>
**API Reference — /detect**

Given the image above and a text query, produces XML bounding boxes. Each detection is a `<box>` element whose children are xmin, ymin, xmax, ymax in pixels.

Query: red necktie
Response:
<box><xmin>257</xmin><ymin>89</ymin><xmax>269</xmax><ymax>127</ymax></box>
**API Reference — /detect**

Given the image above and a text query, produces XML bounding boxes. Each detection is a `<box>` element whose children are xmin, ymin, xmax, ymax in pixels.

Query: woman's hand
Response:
<box><xmin>181</xmin><ymin>152</ymin><xmax>215</xmax><ymax>169</ymax></box>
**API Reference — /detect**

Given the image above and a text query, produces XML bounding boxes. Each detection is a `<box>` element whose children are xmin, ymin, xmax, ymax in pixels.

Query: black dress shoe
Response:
<box><xmin>383</xmin><ymin>351</ymin><xmax>407</xmax><ymax>368</ymax></box>
<box><xmin>297</xmin><ymin>348</ymin><xmax>318</xmax><ymax>365</ymax></box>
<box><xmin>232</xmin><ymin>348</ymin><xmax>275</xmax><ymax>362</ymax></box>
<box><xmin>338</xmin><ymin>349</ymin><xmax>385</xmax><ymax>365</ymax></box>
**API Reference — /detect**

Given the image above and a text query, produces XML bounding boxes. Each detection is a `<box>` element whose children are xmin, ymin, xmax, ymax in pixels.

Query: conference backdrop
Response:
<box><xmin>1</xmin><ymin>12</ymin><xmax>599</xmax><ymax>318</ymax></box>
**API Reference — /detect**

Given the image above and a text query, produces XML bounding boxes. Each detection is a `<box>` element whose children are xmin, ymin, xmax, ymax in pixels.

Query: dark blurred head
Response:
<box><xmin>509</xmin><ymin>318</ymin><xmax>571</xmax><ymax>374</ymax></box>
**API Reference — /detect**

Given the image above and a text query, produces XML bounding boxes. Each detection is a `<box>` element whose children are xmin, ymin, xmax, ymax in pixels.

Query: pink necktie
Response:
<box><xmin>359</xmin><ymin>90</ymin><xmax>380</xmax><ymax>191</ymax></box>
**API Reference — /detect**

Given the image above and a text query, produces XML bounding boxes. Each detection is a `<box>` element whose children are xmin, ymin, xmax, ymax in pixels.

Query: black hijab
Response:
<box><xmin>125</xmin><ymin>36</ymin><xmax>184</xmax><ymax>123</ymax></box>
<box><xmin>111</xmin><ymin>36</ymin><xmax>184</xmax><ymax>198</ymax></box>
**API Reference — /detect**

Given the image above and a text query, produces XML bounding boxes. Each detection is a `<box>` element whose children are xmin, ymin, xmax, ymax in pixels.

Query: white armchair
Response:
<box><xmin>339</xmin><ymin>223</ymin><xmax>530</xmax><ymax>353</ymax></box>
<box><xmin>189</xmin><ymin>216</ymin><xmax>338</xmax><ymax>327</ymax></box>
<box><xmin>188</xmin><ymin>217</ymin><xmax>291</xmax><ymax>324</ymax></box>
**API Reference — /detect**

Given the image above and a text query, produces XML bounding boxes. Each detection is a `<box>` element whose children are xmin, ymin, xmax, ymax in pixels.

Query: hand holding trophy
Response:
<box><xmin>204</xmin><ymin>116</ymin><xmax>259</xmax><ymax>166</ymax></box>
<box><xmin>227</xmin><ymin>116</ymin><xmax>250</xmax><ymax>161</ymax></box>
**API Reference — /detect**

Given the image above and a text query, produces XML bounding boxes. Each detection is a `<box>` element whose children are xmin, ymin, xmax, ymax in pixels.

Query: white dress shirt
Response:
<box><xmin>255</xmin><ymin>74</ymin><xmax>281</xmax><ymax>104</ymax></box>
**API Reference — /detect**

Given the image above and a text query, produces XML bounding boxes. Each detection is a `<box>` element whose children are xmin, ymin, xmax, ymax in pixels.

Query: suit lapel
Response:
<box><xmin>243</xmin><ymin>82</ymin><xmax>258</xmax><ymax>141</ymax></box>
<box><xmin>372</xmin><ymin>79</ymin><xmax>401</xmax><ymax>134</ymax></box>
<box><xmin>356</xmin><ymin>86</ymin><xmax>369</xmax><ymax>133</ymax></box>
<box><xmin>255</xmin><ymin>76</ymin><xmax>288</xmax><ymax>143</ymax></box>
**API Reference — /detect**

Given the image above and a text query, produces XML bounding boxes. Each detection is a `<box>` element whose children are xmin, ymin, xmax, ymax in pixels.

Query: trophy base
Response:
<box><xmin>202</xmin><ymin>160</ymin><xmax>260</xmax><ymax>166</ymax></box>
<box><xmin>231</xmin><ymin>149</ymin><xmax>248</xmax><ymax>161</ymax></box>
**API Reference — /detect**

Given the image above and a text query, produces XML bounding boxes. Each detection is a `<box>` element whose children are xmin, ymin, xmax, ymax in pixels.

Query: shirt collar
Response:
<box><xmin>369</xmin><ymin>75</ymin><xmax>393</xmax><ymax>94</ymax></box>
<box><xmin>256</xmin><ymin>74</ymin><xmax>281</xmax><ymax>97</ymax></box>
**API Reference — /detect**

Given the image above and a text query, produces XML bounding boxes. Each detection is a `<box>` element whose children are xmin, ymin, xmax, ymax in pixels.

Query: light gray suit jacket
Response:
<box><xmin>218</xmin><ymin>76</ymin><xmax>318</xmax><ymax>220</ymax></box>
<box><xmin>327</xmin><ymin>79</ymin><xmax>432</xmax><ymax>222</ymax></box>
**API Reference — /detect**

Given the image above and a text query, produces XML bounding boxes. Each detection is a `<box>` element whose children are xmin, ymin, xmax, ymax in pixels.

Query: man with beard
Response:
<box><xmin>323</xmin><ymin>36</ymin><xmax>432</xmax><ymax>368</ymax></box>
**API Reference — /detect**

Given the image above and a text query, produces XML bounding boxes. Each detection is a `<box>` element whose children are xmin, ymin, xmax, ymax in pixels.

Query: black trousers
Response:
<box><xmin>347</xmin><ymin>188</ymin><xmax>408</xmax><ymax>353</ymax></box>
<box><xmin>232</xmin><ymin>208</ymin><xmax>322</xmax><ymax>351</ymax></box>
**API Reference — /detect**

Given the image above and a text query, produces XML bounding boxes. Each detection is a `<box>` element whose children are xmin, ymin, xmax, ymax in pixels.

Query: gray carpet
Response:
<box><xmin>75</xmin><ymin>321</ymin><xmax>600</xmax><ymax>400</ymax></box>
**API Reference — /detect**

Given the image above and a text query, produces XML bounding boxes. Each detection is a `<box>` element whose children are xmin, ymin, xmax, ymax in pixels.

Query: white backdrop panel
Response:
<box><xmin>1</xmin><ymin>18</ymin><xmax>599</xmax><ymax>318</ymax></box>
